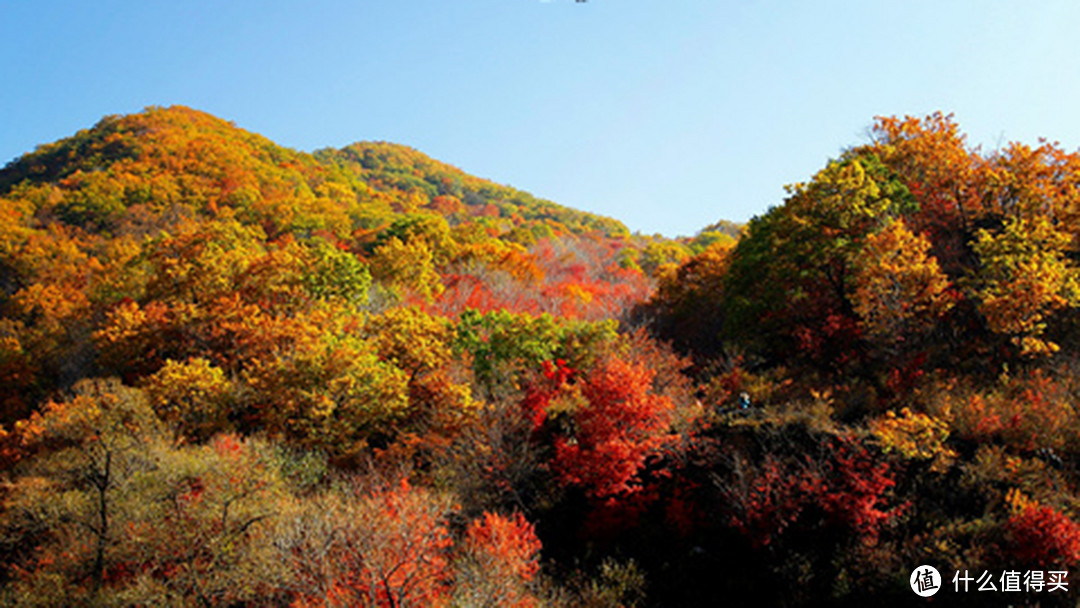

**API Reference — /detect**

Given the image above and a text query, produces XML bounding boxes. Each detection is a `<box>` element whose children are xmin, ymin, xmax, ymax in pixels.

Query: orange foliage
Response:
<box><xmin>944</xmin><ymin>371</ymin><xmax>1079</xmax><ymax>452</ymax></box>
<box><xmin>554</xmin><ymin>357</ymin><xmax>677</xmax><ymax>531</ymax></box>
<box><xmin>288</xmin><ymin>479</ymin><xmax>455</xmax><ymax>608</ymax></box>
<box><xmin>459</xmin><ymin>512</ymin><xmax>542</xmax><ymax>607</ymax></box>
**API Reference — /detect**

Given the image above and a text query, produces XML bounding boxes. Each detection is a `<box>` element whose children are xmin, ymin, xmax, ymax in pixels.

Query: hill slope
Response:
<box><xmin>0</xmin><ymin>105</ymin><xmax>627</xmax><ymax>239</ymax></box>
<box><xmin>0</xmin><ymin>106</ymin><xmax>669</xmax><ymax>419</ymax></box>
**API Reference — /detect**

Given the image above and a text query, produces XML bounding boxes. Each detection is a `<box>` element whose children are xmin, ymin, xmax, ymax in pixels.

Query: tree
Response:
<box><xmin>553</xmin><ymin>357</ymin><xmax>677</xmax><ymax>531</ymax></box>
<box><xmin>0</xmin><ymin>381</ymin><xmax>286</xmax><ymax>606</ymax></box>
<box><xmin>868</xmin><ymin>112</ymin><xmax>988</xmax><ymax>249</ymax></box>
<box><xmin>243</xmin><ymin>326</ymin><xmax>409</xmax><ymax>462</ymax></box>
<box><xmin>851</xmin><ymin>218</ymin><xmax>954</xmax><ymax>346</ymax></box>
<box><xmin>275</xmin><ymin>478</ymin><xmax>455</xmax><ymax>608</ymax></box>
<box><xmin>720</xmin><ymin>155</ymin><xmax>913</xmax><ymax>371</ymax></box>
<box><xmin>1</xmin><ymin>379</ymin><xmax>167</xmax><ymax>600</ymax></box>
<box><xmin>644</xmin><ymin>242</ymin><xmax>732</xmax><ymax>360</ymax></box>
<box><xmin>971</xmin><ymin>215</ymin><xmax>1080</xmax><ymax>355</ymax></box>
<box><xmin>116</xmin><ymin>435</ymin><xmax>287</xmax><ymax>606</ymax></box>
<box><xmin>141</xmin><ymin>356</ymin><xmax>232</xmax><ymax>442</ymax></box>
<box><xmin>456</xmin><ymin>512</ymin><xmax>543</xmax><ymax>608</ymax></box>
<box><xmin>369</xmin><ymin>237</ymin><xmax>443</xmax><ymax>301</ymax></box>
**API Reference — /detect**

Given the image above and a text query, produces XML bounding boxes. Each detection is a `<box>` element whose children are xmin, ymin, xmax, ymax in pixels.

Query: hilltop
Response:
<box><xmin>1</xmin><ymin>105</ymin><xmax>628</xmax><ymax>238</ymax></box>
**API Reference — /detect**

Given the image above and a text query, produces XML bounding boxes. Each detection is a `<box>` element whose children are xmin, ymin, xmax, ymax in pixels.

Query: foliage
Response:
<box><xmin>456</xmin><ymin>511</ymin><xmax>543</xmax><ymax>608</ymax></box>
<box><xmin>275</xmin><ymin>477</ymin><xmax>455</xmax><ymax>608</ymax></box>
<box><xmin>869</xmin><ymin>407</ymin><xmax>956</xmax><ymax>471</ymax></box>
<box><xmin>851</xmin><ymin>219</ymin><xmax>954</xmax><ymax>342</ymax></box>
<box><xmin>141</xmin><ymin>357</ymin><xmax>232</xmax><ymax>442</ymax></box>
<box><xmin>10</xmin><ymin>106</ymin><xmax>1080</xmax><ymax>605</ymax></box>
<box><xmin>971</xmin><ymin>215</ymin><xmax>1080</xmax><ymax>355</ymax></box>
<box><xmin>1005</xmin><ymin>504</ymin><xmax>1080</xmax><ymax>568</ymax></box>
<box><xmin>553</xmin><ymin>357</ymin><xmax>677</xmax><ymax>506</ymax></box>
<box><xmin>0</xmin><ymin>380</ymin><xmax>286</xmax><ymax>606</ymax></box>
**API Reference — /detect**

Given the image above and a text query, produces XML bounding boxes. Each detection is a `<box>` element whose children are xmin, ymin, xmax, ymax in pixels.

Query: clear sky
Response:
<box><xmin>3</xmin><ymin>1</ymin><xmax>1080</xmax><ymax>236</ymax></box>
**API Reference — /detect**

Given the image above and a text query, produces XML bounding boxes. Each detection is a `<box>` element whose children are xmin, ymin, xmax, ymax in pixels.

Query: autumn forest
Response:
<box><xmin>4</xmin><ymin>106</ymin><xmax>1080</xmax><ymax>606</ymax></box>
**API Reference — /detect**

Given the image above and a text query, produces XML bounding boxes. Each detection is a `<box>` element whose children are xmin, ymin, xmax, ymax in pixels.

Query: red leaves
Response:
<box><xmin>521</xmin><ymin>359</ymin><xmax>574</xmax><ymax>431</ymax></box>
<box><xmin>729</xmin><ymin>439</ymin><xmax>907</xmax><ymax>548</ymax></box>
<box><xmin>729</xmin><ymin>457</ymin><xmax>820</xmax><ymax>547</ymax></box>
<box><xmin>460</xmin><ymin>512</ymin><xmax>543</xmax><ymax>606</ymax></box>
<box><xmin>432</xmin><ymin>236</ymin><xmax>649</xmax><ymax>321</ymax></box>
<box><xmin>554</xmin><ymin>358</ymin><xmax>676</xmax><ymax>502</ymax></box>
<box><xmin>550</xmin><ymin>358</ymin><xmax>678</xmax><ymax>536</ymax></box>
<box><xmin>464</xmin><ymin>512</ymin><xmax>541</xmax><ymax>582</ymax></box>
<box><xmin>1006</xmin><ymin>505</ymin><xmax>1080</xmax><ymax>568</ymax></box>
<box><xmin>288</xmin><ymin>478</ymin><xmax>455</xmax><ymax>608</ymax></box>
<box><xmin>286</xmin><ymin>480</ymin><xmax>545</xmax><ymax>608</ymax></box>
<box><xmin>819</xmin><ymin>441</ymin><xmax>906</xmax><ymax>538</ymax></box>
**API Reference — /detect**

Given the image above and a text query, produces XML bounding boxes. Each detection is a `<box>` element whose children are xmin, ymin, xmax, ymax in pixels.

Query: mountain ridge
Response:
<box><xmin>0</xmin><ymin>105</ymin><xmax>631</xmax><ymax>240</ymax></box>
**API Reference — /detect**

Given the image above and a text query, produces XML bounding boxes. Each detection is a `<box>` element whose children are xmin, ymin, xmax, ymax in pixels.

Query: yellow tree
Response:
<box><xmin>971</xmin><ymin>216</ymin><xmax>1080</xmax><ymax>355</ymax></box>
<box><xmin>243</xmin><ymin>324</ymin><xmax>409</xmax><ymax>463</ymax></box>
<box><xmin>364</xmin><ymin>306</ymin><xmax>477</xmax><ymax>454</ymax></box>
<box><xmin>369</xmin><ymin>237</ymin><xmax>443</xmax><ymax>301</ymax></box>
<box><xmin>141</xmin><ymin>357</ymin><xmax>233</xmax><ymax>442</ymax></box>
<box><xmin>852</xmin><ymin>219</ymin><xmax>954</xmax><ymax>345</ymax></box>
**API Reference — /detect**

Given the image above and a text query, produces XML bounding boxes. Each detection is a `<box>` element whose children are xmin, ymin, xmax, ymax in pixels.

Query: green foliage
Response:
<box><xmin>301</xmin><ymin>237</ymin><xmax>371</xmax><ymax>304</ymax></box>
<box><xmin>455</xmin><ymin>308</ymin><xmax>617</xmax><ymax>399</ymax></box>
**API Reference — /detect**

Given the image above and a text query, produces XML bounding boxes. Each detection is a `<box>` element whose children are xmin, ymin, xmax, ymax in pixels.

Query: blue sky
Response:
<box><xmin>3</xmin><ymin>1</ymin><xmax>1080</xmax><ymax>236</ymax></box>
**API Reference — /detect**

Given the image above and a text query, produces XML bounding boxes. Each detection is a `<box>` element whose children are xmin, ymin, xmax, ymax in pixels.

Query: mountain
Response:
<box><xmin>1</xmin><ymin>105</ymin><xmax>627</xmax><ymax>239</ymax></box>
<box><xmin>0</xmin><ymin>106</ymin><xmax>670</xmax><ymax>421</ymax></box>
<box><xmin>15</xmin><ymin>108</ymin><xmax>1080</xmax><ymax>607</ymax></box>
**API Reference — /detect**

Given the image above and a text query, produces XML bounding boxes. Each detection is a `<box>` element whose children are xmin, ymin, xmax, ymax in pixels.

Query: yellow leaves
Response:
<box><xmin>0</xmin><ymin>196</ymin><xmax>35</xmax><ymax>261</ymax></box>
<box><xmin>563</xmin><ymin>283</ymin><xmax>594</xmax><ymax>306</ymax></box>
<box><xmin>457</xmin><ymin>240</ymin><xmax>544</xmax><ymax>284</ymax></box>
<box><xmin>638</xmin><ymin>240</ymin><xmax>691</xmax><ymax>277</ymax></box>
<box><xmin>790</xmin><ymin>158</ymin><xmax>887</xmax><ymax>233</ymax></box>
<box><xmin>870</xmin><ymin>407</ymin><xmax>956</xmax><ymax>471</ymax></box>
<box><xmin>972</xmin><ymin>216</ymin><xmax>1080</xmax><ymax>355</ymax></box>
<box><xmin>988</xmin><ymin>140</ymin><xmax>1080</xmax><ymax>222</ymax></box>
<box><xmin>142</xmin><ymin>357</ymin><xmax>232</xmax><ymax>442</ymax></box>
<box><xmin>869</xmin><ymin>113</ymin><xmax>986</xmax><ymax>220</ymax></box>
<box><xmin>852</xmin><ymin>219</ymin><xmax>953</xmax><ymax>340</ymax></box>
<box><xmin>10</xmin><ymin>283</ymin><xmax>91</xmax><ymax>336</ymax></box>
<box><xmin>1005</xmin><ymin>487</ymin><xmax>1040</xmax><ymax>515</ymax></box>
<box><xmin>362</xmin><ymin>306</ymin><xmax>480</xmax><ymax>449</ymax></box>
<box><xmin>365</xmin><ymin>306</ymin><xmax>454</xmax><ymax>377</ymax></box>
<box><xmin>243</xmin><ymin>330</ymin><xmax>410</xmax><ymax>461</ymax></box>
<box><xmin>369</xmin><ymin>237</ymin><xmax>444</xmax><ymax>301</ymax></box>
<box><xmin>16</xmin><ymin>379</ymin><xmax>165</xmax><ymax>458</ymax></box>
<box><xmin>143</xmin><ymin>217</ymin><xmax>267</xmax><ymax>303</ymax></box>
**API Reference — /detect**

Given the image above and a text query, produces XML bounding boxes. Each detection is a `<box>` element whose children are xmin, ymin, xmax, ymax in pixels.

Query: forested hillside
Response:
<box><xmin>2</xmin><ymin>107</ymin><xmax>1079</xmax><ymax>607</ymax></box>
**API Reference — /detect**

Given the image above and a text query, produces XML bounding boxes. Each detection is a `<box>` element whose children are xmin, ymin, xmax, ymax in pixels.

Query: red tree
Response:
<box><xmin>457</xmin><ymin>512</ymin><xmax>542</xmax><ymax>607</ymax></box>
<box><xmin>1006</xmin><ymin>505</ymin><xmax>1080</xmax><ymax>568</ymax></box>
<box><xmin>553</xmin><ymin>357</ymin><xmax>677</xmax><ymax>531</ymax></box>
